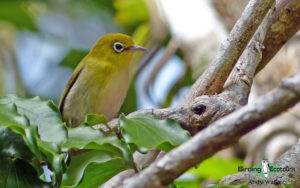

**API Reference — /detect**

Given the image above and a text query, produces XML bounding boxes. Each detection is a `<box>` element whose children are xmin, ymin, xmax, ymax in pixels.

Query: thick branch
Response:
<box><xmin>186</xmin><ymin>5</ymin><xmax>273</xmax><ymax>133</ymax></box>
<box><xmin>123</xmin><ymin>74</ymin><xmax>300</xmax><ymax>188</ymax></box>
<box><xmin>255</xmin><ymin>0</ymin><xmax>300</xmax><ymax>73</ymax></box>
<box><xmin>181</xmin><ymin>0</ymin><xmax>274</xmax><ymax>103</ymax></box>
<box><xmin>222</xmin><ymin>3</ymin><xmax>273</xmax><ymax>105</ymax></box>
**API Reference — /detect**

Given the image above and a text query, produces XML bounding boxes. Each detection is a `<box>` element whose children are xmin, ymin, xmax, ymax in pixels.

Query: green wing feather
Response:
<box><xmin>59</xmin><ymin>61</ymin><xmax>86</xmax><ymax>114</ymax></box>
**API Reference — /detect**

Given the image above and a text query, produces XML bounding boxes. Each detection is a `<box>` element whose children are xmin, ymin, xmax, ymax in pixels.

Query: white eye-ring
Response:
<box><xmin>113</xmin><ymin>42</ymin><xmax>125</xmax><ymax>53</ymax></box>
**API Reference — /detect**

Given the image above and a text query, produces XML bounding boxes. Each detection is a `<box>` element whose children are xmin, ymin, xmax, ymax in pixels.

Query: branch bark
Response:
<box><xmin>181</xmin><ymin>0</ymin><xmax>274</xmax><ymax>103</ymax></box>
<box><xmin>123</xmin><ymin>74</ymin><xmax>300</xmax><ymax>188</ymax></box>
<box><xmin>255</xmin><ymin>0</ymin><xmax>300</xmax><ymax>73</ymax></box>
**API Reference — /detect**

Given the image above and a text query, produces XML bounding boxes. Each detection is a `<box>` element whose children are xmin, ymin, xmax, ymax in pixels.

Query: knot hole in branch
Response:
<box><xmin>192</xmin><ymin>104</ymin><xmax>207</xmax><ymax>115</ymax></box>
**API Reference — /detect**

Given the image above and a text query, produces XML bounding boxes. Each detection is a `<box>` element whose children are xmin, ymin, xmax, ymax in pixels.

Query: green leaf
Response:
<box><xmin>0</xmin><ymin>95</ymin><xmax>67</xmax><ymax>143</ymax></box>
<box><xmin>0</xmin><ymin>103</ymin><xmax>42</xmax><ymax>160</ymax></box>
<box><xmin>0</xmin><ymin>103</ymin><xmax>46</xmax><ymax>182</ymax></box>
<box><xmin>60</xmin><ymin>49</ymin><xmax>88</xmax><ymax>69</ymax></box>
<box><xmin>0</xmin><ymin>127</ymin><xmax>42</xmax><ymax>179</ymax></box>
<box><xmin>119</xmin><ymin>114</ymin><xmax>191</xmax><ymax>153</ymax></box>
<box><xmin>114</xmin><ymin>0</ymin><xmax>149</xmax><ymax>27</ymax></box>
<box><xmin>61</xmin><ymin>126</ymin><xmax>134</xmax><ymax>187</ymax></box>
<box><xmin>0</xmin><ymin>95</ymin><xmax>68</xmax><ymax>186</ymax></box>
<box><xmin>0</xmin><ymin>1</ymin><xmax>38</xmax><ymax>31</ymax></box>
<box><xmin>62</xmin><ymin>151</ymin><xmax>131</xmax><ymax>188</ymax></box>
<box><xmin>2</xmin><ymin>158</ymin><xmax>51</xmax><ymax>188</ymax></box>
<box><xmin>84</xmin><ymin>114</ymin><xmax>107</xmax><ymax>126</ymax></box>
<box><xmin>62</xmin><ymin>126</ymin><xmax>133</xmax><ymax>166</ymax></box>
<box><xmin>0</xmin><ymin>127</ymin><xmax>35</xmax><ymax>161</ymax></box>
<box><xmin>37</xmin><ymin>139</ymin><xmax>67</xmax><ymax>185</ymax></box>
<box><xmin>0</xmin><ymin>157</ymin><xmax>10</xmax><ymax>187</ymax></box>
<box><xmin>0</xmin><ymin>103</ymin><xmax>28</xmax><ymax>127</ymax></box>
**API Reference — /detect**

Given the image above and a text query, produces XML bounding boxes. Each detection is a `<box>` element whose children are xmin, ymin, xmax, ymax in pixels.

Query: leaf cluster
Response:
<box><xmin>0</xmin><ymin>95</ymin><xmax>190</xmax><ymax>187</ymax></box>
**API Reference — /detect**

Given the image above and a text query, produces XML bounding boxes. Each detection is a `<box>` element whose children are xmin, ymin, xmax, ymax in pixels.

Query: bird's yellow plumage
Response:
<box><xmin>59</xmin><ymin>33</ymin><xmax>146</xmax><ymax>127</ymax></box>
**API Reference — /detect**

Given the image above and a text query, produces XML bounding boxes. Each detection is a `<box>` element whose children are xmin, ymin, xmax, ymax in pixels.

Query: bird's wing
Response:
<box><xmin>59</xmin><ymin>60</ymin><xmax>86</xmax><ymax>114</ymax></box>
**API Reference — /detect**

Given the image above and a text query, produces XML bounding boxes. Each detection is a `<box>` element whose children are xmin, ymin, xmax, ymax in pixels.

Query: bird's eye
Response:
<box><xmin>113</xmin><ymin>42</ymin><xmax>124</xmax><ymax>53</ymax></box>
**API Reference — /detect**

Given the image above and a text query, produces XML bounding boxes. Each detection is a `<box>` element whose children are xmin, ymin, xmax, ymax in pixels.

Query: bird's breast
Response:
<box><xmin>92</xmin><ymin>66</ymin><xmax>131</xmax><ymax>120</ymax></box>
<box><xmin>62</xmin><ymin>64</ymin><xmax>131</xmax><ymax>126</ymax></box>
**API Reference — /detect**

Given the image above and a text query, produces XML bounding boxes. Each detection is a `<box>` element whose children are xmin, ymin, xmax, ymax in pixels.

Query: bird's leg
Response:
<box><xmin>103</xmin><ymin>122</ymin><xmax>113</xmax><ymax>133</ymax></box>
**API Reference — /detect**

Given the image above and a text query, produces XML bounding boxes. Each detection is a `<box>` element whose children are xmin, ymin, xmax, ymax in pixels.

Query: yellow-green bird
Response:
<box><xmin>59</xmin><ymin>33</ymin><xmax>147</xmax><ymax>127</ymax></box>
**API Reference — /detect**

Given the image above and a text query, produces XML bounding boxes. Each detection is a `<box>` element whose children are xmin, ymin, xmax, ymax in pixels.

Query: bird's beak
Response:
<box><xmin>127</xmin><ymin>45</ymin><xmax>147</xmax><ymax>52</ymax></box>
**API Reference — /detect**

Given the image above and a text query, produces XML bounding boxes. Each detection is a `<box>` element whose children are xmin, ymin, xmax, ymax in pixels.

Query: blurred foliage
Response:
<box><xmin>0</xmin><ymin>0</ymin><xmax>37</xmax><ymax>31</ymax></box>
<box><xmin>190</xmin><ymin>157</ymin><xmax>245</xmax><ymax>181</ymax></box>
<box><xmin>205</xmin><ymin>184</ymin><xmax>249</xmax><ymax>188</ymax></box>
<box><xmin>172</xmin><ymin>179</ymin><xmax>202</xmax><ymax>188</ymax></box>
<box><xmin>60</xmin><ymin>49</ymin><xmax>88</xmax><ymax>69</ymax></box>
<box><xmin>173</xmin><ymin>157</ymin><xmax>245</xmax><ymax>187</ymax></box>
<box><xmin>131</xmin><ymin>23</ymin><xmax>151</xmax><ymax>46</ymax></box>
<box><xmin>282</xmin><ymin>185</ymin><xmax>294</xmax><ymax>188</ymax></box>
<box><xmin>89</xmin><ymin>0</ymin><xmax>116</xmax><ymax>13</ymax></box>
<box><xmin>114</xmin><ymin>0</ymin><xmax>149</xmax><ymax>33</ymax></box>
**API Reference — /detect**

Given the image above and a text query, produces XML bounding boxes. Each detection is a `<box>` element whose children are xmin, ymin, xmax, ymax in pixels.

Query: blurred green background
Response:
<box><xmin>0</xmin><ymin>0</ymin><xmax>150</xmax><ymax>102</ymax></box>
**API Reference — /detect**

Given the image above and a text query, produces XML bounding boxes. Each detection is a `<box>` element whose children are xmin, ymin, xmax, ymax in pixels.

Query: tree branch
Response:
<box><xmin>255</xmin><ymin>0</ymin><xmax>300</xmax><ymax>73</ymax></box>
<box><xmin>181</xmin><ymin>0</ymin><xmax>275</xmax><ymax>103</ymax></box>
<box><xmin>222</xmin><ymin>2</ymin><xmax>274</xmax><ymax>105</ymax></box>
<box><xmin>122</xmin><ymin>74</ymin><xmax>300</xmax><ymax>188</ymax></box>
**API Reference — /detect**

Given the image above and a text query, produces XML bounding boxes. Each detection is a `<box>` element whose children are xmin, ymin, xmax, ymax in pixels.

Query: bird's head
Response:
<box><xmin>90</xmin><ymin>33</ymin><xmax>147</xmax><ymax>66</ymax></box>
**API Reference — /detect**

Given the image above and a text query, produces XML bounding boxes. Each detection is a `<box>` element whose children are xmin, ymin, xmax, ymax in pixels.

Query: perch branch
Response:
<box><xmin>123</xmin><ymin>74</ymin><xmax>300</xmax><ymax>188</ymax></box>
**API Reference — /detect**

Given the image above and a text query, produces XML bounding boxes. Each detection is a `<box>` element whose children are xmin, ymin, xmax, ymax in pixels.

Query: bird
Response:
<box><xmin>59</xmin><ymin>33</ymin><xmax>147</xmax><ymax>127</ymax></box>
